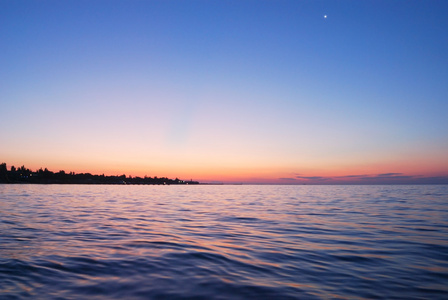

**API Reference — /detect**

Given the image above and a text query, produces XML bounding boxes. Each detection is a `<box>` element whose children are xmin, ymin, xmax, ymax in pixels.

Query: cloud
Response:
<box><xmin>295</xmin><ymin>176</ymin><xmax>331</xmax><ymax>180</ymax></box>
<box><xmin>359</xmin><ymin>174</ymin><xmax>415</xmax><ymax>180</ymax></box>
<box><xmin>340</xmin><ymin>174</ymin><xmax>368</xmax><ymax>178</ymax></box>
<box><xmin>377</xmin><ymin>173</ymin><xmax>403</xmax><ymax>176</ymax></box>
<box><xmin>409</xmin><ymin>175</ymin><xmax>448</xmax><ymax>184</ymax></box>
<box><xmin>333</xmin><ymin>173</ymin><xmax>415</xmax><ymax>181</ymax></box>
<box><xmin>284</xmin><ymin>172</ymin><xmax>448</xmax><ymax>184</ymax></box>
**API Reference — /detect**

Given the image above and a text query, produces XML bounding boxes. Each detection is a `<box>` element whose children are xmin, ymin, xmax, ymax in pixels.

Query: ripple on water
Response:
<box><xmin>1</xmin><ymin>184</ymin><xmax>448</xmax><ymax>299</ymax></box>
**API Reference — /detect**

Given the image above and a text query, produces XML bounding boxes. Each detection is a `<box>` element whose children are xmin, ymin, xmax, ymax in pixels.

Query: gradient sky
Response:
<box><xmin>1</xmin><ymin>0</ymin><xmax>447</xmax><ymax>184</ymax></box>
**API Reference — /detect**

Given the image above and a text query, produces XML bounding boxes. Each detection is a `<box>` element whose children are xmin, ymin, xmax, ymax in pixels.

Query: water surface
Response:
<box><xmin>1</xmin><ymin>184</ymin><xmax>447</xmax><ymax>299</ymax></box>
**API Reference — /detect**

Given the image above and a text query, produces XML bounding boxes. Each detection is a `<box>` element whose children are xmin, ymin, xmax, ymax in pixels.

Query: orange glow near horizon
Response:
<box><xmin>3</xmin><ymin>154</ymin><xmax>447</xmax><ymax>185</ymax></box>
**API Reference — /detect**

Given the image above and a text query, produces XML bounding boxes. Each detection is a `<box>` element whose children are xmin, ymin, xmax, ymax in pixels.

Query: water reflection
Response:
<box><xmin>1</xmin><ymin>184</ymin><xmax>448</xmax><ymax>299</ymax></box>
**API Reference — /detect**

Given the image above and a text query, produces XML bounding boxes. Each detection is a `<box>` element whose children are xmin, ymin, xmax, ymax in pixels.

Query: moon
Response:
<box><xmin>324</xmin><ymin>15</ymin><xmax>327</xmax><ymax>19</ymax></box>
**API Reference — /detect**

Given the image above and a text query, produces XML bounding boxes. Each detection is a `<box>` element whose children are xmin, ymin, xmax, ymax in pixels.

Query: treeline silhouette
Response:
<box><xmin>0</xmin><ymin>163</ymin><xmax>199</xmax><ymax>185</ymax></box>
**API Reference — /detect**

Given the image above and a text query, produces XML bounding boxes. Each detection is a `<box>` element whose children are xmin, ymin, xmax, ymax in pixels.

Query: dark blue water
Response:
<box><xmin>1</xmin><ymin>184</ymin><xmax>447</xmax><ymax>299</ymax></box>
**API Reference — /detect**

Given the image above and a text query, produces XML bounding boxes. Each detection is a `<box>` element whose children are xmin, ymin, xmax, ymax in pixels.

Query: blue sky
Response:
<box><xmin>1</xmin><ymin>0</ymin><xmax>447</xmax><ymax>183</ymax></box>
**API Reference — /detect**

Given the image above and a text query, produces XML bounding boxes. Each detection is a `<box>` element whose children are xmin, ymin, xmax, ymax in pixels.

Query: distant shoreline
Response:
<box><xmin>0</xmin><ymin>163</ymin><xmax>199</xmax><ymax>185</ymax></box>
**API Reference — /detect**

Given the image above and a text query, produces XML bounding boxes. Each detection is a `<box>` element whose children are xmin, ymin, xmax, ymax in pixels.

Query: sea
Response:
<box><xmin>1</xmin><ymin>184</ymin><xmax>447</xmax><ymax>299</ymax></box>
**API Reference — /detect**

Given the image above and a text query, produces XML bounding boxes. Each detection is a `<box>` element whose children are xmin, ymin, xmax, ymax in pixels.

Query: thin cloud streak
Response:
<box><xmin>278</xmin><ymin>173</ymin><xmax>448</xmax><ymax>184</ymax></box>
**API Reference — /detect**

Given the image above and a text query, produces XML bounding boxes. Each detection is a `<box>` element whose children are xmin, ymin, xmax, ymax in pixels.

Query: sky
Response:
<box><xmin>1</xmin><ymin>0</ymin><xmax>447</xmax><ymax>184</ymax></box>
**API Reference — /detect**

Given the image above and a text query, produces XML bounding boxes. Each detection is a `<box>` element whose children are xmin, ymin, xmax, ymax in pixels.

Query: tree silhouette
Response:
<box><xmin>0</xmin><ymin>163</ymin><xmax>10</xmax><ymax>183</ymax></box>
<box><xmin>0</xmin><ymin>162</ymin><xmax>199</xmax><ymax>185</ymax></box>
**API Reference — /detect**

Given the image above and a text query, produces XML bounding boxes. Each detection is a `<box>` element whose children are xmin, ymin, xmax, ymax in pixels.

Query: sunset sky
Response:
<box><xmin>1</xmin><ymin>0</ymin><xmax>447</xmax><ymax>184</ymax></box>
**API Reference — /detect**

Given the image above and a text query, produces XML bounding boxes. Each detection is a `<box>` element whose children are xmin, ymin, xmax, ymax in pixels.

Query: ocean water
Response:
<box><xmin>1</xmin><ymin>184</ymin><xmax>447</xmax><ymax>299</ymax></box>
